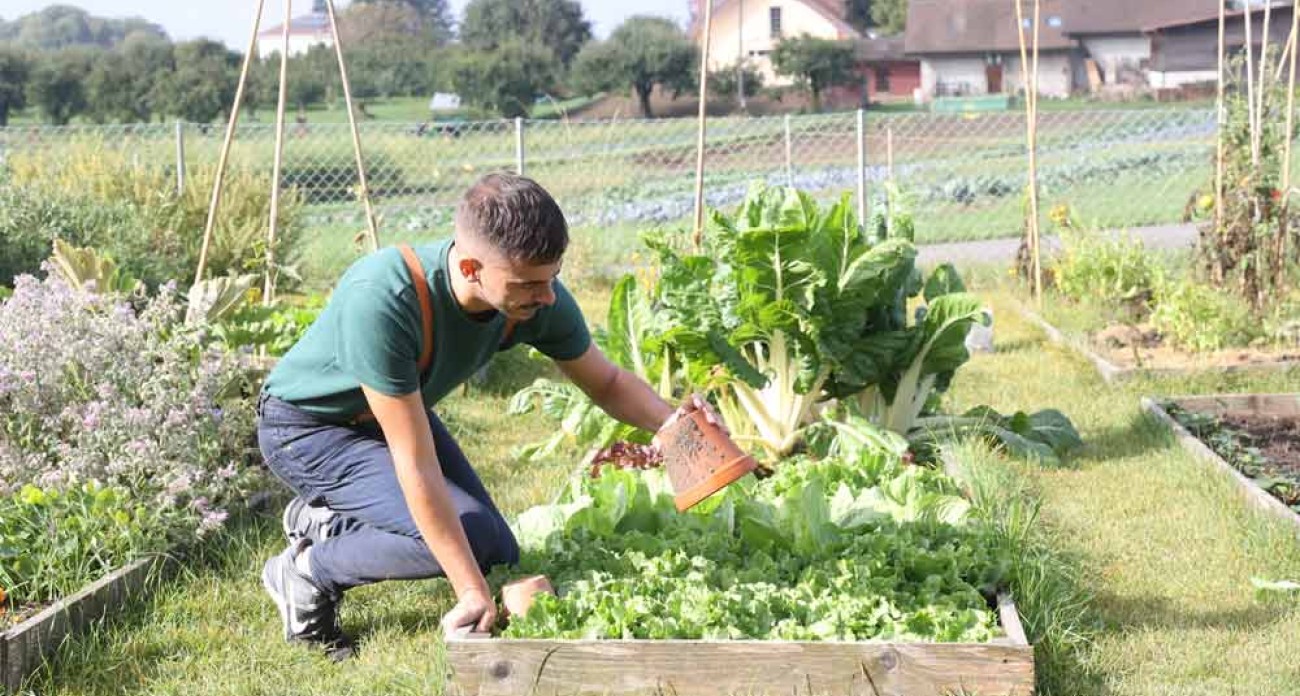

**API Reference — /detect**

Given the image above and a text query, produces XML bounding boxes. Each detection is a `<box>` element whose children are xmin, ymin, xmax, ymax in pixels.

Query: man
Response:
<box><xmin>255</xmin><ymin>173</ymin><xmax>698</xmax><ymax>660</ymax></box>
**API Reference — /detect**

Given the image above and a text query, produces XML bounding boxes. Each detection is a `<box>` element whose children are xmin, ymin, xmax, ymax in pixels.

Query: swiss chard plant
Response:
<box><xmin>646</xmin><ymin>185</ymin><xmax>919</xmax><ymax>457</ymax></box>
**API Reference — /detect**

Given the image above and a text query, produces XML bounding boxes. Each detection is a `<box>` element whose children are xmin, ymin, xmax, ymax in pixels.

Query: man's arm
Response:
<box><xmin>555</xmin><ymin>344</ymin><xmax>674</xmax><ymax>432</ymax></box>
<box><xmin>360</xmin><ymin>386</ymin><xmax>496</xmax><ymax>633</ymax></box>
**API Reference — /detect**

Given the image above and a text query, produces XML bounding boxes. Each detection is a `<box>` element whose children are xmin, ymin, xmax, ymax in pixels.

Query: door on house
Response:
<box><xmin>986</xmin><ymin>64</ymin><xmax>1004</xmax><ymax>93</ymax></box>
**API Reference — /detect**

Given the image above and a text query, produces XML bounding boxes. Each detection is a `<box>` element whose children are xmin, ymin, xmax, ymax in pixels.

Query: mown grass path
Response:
<box><xmin>948</xmin><ymin>291</ymin><xmax>1300</xmax><ymax>696</ymax></box>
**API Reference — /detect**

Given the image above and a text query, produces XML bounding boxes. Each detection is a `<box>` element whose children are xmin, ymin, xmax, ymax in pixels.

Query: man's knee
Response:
<box><xmin>460</xmin><ymin>508</ymin><xmax>518</xmax><ymax>569</ymax></box>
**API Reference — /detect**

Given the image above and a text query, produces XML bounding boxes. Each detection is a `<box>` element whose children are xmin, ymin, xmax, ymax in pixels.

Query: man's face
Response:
<box><xmin>474</xmin><ymin>252</ymin><xmax>562</xmax><ymax>320</ymax></box>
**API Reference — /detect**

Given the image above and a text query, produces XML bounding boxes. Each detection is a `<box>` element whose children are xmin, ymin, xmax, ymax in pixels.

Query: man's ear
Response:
<box><xmin>458</xmin><ymin>257</ymin><xmax>481</xmax><ymax>282</ymax></box>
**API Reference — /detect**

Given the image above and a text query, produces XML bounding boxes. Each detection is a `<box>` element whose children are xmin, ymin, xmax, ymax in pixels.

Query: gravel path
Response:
<box><xmin>917</xmin><ymin>223</ymin><xmax>1198</xmax><ymax>267</ymax></box>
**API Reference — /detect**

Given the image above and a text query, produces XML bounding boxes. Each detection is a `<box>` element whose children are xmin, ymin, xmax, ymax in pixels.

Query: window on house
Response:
<box><xmin>770</xmin><ymin>6</ymin><xmax>782</xmax><ymax>39</ymax></box>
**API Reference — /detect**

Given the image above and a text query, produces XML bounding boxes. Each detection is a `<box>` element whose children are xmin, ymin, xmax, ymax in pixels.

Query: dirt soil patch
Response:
<box><xmin>1220</xmin><ymin>413</ymin><xmax>1300</xmax><ymax>473</ymax></box>
<box><xmin>1090</xmin><ymin>322</ymin><xmax>1300</xmax><ymax>370</ymax></box>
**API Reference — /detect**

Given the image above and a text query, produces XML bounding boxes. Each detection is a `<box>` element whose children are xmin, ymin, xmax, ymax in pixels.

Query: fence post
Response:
<box><xmin>856</xmin><ymin>109</ymin><xmax>866</xmax><ymax>225</ymax></box>
<box><xmin>515</xmin><ymin>117</ymin><xmax>526</xmax><ymax>176</ymax></box>
<box><xmin>174</xmin><ymin>120</ymin><xmax>185</xmax><ymax>196</ymax></box>
<box><xmin>784</xmin><ymin>114</ymin><xmax>793</xmax><ymax>185</ymax></box>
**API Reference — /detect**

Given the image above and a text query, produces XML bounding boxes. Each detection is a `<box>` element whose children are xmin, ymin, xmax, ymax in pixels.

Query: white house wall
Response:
<box><xmin>258</xmin><ymin>33</ymin><xmax>331</xmax><ymax>58</ymax></box>
<box><xmin>1081</xmin><ymin>35</ymin><xmax>1150</xmax><ymax>83</ymax></box>
<box><xmin>920</xmin><ymin>56</ymin><xmax>990</xmax><ymax>97</ymax></box>
<box><xmin>1147</xmin><ymin>70</ymin><xmax>1219</xmax><ymax>88</ymax></box>
<box><xmin>707</xmin><ymin>1</ymin><xmax>844</xmax><ymax>87</ymax></box>
<box><xmin>921</xmin><ymin>52</ymin><xmax>1073</xmax><ymax>100</ymax></box>
<box><xmin>1007</xmin><ymin>52</ymin><xmax>1073</xmax><ymax>98</ymax></box>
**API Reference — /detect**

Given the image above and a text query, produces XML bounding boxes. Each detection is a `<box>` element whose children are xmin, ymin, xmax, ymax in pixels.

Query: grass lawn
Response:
<box><xmin>947</xmin><ymin>288</ymin><xmax>1300</xmax><ymax>696</ymax></box>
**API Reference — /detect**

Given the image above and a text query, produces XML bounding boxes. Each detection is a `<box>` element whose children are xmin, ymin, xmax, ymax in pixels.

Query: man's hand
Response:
<box><xmin>441</xmin><ymin>586</ymin><xmax>498</xmax><ymax>637</ymax></box>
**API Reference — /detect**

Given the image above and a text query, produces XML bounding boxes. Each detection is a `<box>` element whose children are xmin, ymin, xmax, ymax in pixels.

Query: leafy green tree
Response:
<box><xmin>460</xmin><ymin>0</ymin><xmax>591</xmax><ymax>68</ymax></box>
<box><xmin>349</xmin><ymin>0</ymin><xmax>454</xmax><ymax>42</ymax></box>
<box><xmin>870</xmin><ymin>0</ymin><xmax>908</xmax><ymax>35</ymax></box>
<box><xmin>450</xmin><ymin>39</ymin><xmax>557</xmax><ymax>118</ymax></box>
<box><xmin>157</xmin><ymin>40</ymin><xmax>240</xmax><ymax>123</ymax></box>
<box><xmin>0</xmin><ymin>5</ymin><xmax>166</xmax><ymax>50</ymax></box>
<box><xmin>570</xmin><ymin>16</ymin><xmax>696</xmax><ymax>119</ymax></box>
<box><xmin>85</xmin><ymin>38</ymin><xmax>173</xmax><ymax>123</ymax></box>
<box><xmin>0</xmin><ymin>48</ymin><xmax>31</xmax><ymax>126</ymax></box>
<box><xmin>771</xmin><ymin>35</ymin><xmax>857</xmax><ymax>112</ymax></box>
<box><xmin>26</xmin><ymin>49</ymin><xmax>94</xmax><ymax>124</ymax></box>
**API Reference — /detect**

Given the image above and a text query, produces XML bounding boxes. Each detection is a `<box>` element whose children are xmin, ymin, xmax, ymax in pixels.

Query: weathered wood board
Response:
<box><xmin>446</xmin><ymin>595</ymin><xmax>1034</xmax><ymax>696</ymax></box>
<box><xmin>1143</xmin><ymin>395</ymin><xmax>1300</xmax><ymax>535</ymax></box>
<box><xmin>1</xmin><ymin>556</ymin><xmax>165</xmax><ymax>694</ymax></box>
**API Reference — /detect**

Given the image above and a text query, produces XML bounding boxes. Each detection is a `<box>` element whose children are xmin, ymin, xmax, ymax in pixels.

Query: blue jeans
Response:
<box><xmin>255</xmin><ymin>392</ymin><xmax>520</xmax><ymax>595</ymax></box>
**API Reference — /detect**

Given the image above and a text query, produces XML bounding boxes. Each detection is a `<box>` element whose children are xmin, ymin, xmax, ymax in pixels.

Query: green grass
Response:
<box><xmin>946</xmin><ymin>287</ymin><xmax>1300</xmax><ymax>695</ymax></box>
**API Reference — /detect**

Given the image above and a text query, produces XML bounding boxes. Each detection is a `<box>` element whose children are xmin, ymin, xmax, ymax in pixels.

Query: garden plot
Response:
<box><xmin>447</xmin><ymin>438</ymin><xmax>1035</xmax><ymax>696</ymax></box>
<box><xmin>1143</xmin><ymin>394</ymin><xmax>1300</xmax><ymax>533</ymax></box>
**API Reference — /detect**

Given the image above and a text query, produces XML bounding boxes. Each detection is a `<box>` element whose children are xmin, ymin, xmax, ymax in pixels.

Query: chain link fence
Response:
<box><xmin>0</xmin><ymin>107</ymin><xmax>1215</xmax><ymax>286</ymax></box>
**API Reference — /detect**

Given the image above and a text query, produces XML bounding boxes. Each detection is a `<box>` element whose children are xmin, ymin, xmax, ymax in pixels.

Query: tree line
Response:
<box><xmin>0</xmin><ymin>0</ymin><xmax>896</xmax><ymax>126</ymax></box>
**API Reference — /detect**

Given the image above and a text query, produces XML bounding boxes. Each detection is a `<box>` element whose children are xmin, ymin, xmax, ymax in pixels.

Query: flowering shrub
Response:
<box><xmin>0</xmin><ymin>272</ymin><xmax>261</xmax><ymax>540</ymax></box>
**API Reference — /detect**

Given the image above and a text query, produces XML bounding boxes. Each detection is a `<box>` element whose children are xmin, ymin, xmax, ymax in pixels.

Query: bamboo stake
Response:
<box><xmin>324</xmin><ymin>0</ymin><xmax>380</xmax><ymax>253</ymax></box>
<box><xmin>1030</xmin><ymin>0</ymin><xmax>1042</xmax><ymax>303</ymax></box>
<box><xmin>1214</xmin><ymin>0</ymin><xmax>1227</xmax><ymax>284</ymax></box>
<box><xmin>1275</xmin><ymin>18</ymin><xmax>1296</xmax><ymax>81</ymax></box>
<box><xmin>1279</xmin><ymin>0</ymin><xmax>1298</xmax><ymax>287</ymax></box>
<box><xmin>194</xmin><ymin>0</ymin><xmax>266</xmax><ymax>286</ymax></box>
<box><xmin>1261</xmin><ymin>0</ymin><xmax>1274</xmax><ymax>107</ymax></box>
<box><xmin>691</xmin><ymin>0</ymin><xmax>714</xmax><ymax>251</ymax></box>
<box><xmin>1246</xmin><ymin>1</ymin><xmax>1260</xmax><ymax>167</ymax></box>
<box><xmin>263</xmin><ymin>0</ymin><xmax>292</xmax><ymax>307</ymax></box>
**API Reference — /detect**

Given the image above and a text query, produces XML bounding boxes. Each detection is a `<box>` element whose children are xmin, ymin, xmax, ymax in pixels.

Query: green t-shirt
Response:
<box><xmin>264</xmin><ymin>238</ymin><xmax>591</xmax><ymax>419</ymax></box>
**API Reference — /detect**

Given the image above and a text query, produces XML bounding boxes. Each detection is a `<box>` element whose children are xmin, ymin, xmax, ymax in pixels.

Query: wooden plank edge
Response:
<box><xmin>1016</xmin><ymin>305</ymin><xmax>1128</xmax><ymax>384</ymax></box>
<box><xmin>997</xmin><ymin>593</ymin><xmax>1030</xmax><ymax>647</ymax></box>
<box><xmin>0</xmin><ymin>488</ymin><xmax>275</xmax><ymax>694</ymax></box>
<box><xmin>1017</xmin><ymin>303</ymin><xmax>1299</xmax><ymax>384</ymax></box>
<box><xmin>2</xmin><ymin>555</ymin><xmax>163</xmax><ymax>694</ymax></box>
<box><xmin>1142</xmin><ymin>397</ymin><xmax>1300</xmax><ymax>536</ymax></box>
<box><xmin>1174</xmin><ymin>393</ymin><xmax>1300</xmax><ymax>419</ymax></box>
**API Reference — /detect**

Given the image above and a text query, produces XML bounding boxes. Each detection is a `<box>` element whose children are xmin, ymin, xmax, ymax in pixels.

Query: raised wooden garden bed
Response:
<box><xmin>1143</xmin><ymin>394</ymin><xmax>1300</xmax><ymax>534</ymax></box>
<box><xmin>1</xmin><ymin>556</ymin><xmax>167</xmax><ymax>694</ymax></box>
<box><xmin>0</xmin><ymin>491</ymin><xmax>272</xmax><ymax>694</ymax></box>
<box><xmin>1020</xmin><ymin>307</ymin><xmax>1300</xmax><ymax>384</ymax></box>
<box><xmin>446</xmin><ymin>592</ymin><xmax>1032</xmax><ymax>696</ymax></box>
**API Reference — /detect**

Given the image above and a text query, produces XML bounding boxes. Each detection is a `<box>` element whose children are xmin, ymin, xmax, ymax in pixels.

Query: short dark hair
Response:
<box><xmin>455</xmin><ymin>173</ymin><xmax>568</xmax><ymax>264</ymax></box>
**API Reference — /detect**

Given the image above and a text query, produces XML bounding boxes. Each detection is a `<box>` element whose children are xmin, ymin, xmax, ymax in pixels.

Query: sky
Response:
<box><xmin>0</xmin><ymin>0</ymin><xmax>693</xmax><ymax>46</ymax></box>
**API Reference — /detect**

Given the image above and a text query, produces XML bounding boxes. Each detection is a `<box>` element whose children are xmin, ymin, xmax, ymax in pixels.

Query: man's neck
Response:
<box><xmin>446</xmin><ymin>242</ymin><xmax>495</xmax><ymax>314</ymax></box>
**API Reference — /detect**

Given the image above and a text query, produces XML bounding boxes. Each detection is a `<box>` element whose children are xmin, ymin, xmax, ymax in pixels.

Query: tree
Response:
<box><xmin>0</xmin><ymin>48</ymin><xmax>30</xmax><ymax>127</ymax></box>
<box><xmin>460</xmin><ymin>0</ymin><xmax>592</xmax><ymax>69</ymax></box>
<box><xmin>870</xmin><ymin>0</ymin><xmax>908</xmax><ymax>35</ymax></box>
<box><xmin>348</xmin><ymin>0</ymin><xmax>453</xmax><ymax>43</ymax></box>
<box><xmin>85</xmin><ymin>37</ymin><xmax>173</xmax><ymax>123</ymax></box>
<box><xmin>771</xmin><ymin>35</ymin><xmax>856</xmax><ymax>112</ymax></box>
<box><xmin>0</xmin><ymin>5</ymin><xmax>167</xmax><ymax>50</ymax></box>
<box><xmin>157</xmin><ymin>39</ymin><xmax>239</xmax><ymax>123</ymax></box>
<box><xmin>26</xmin><ymin>49</ymin><xmax>93</xmax><ymax>124</ymax></box>
<box><xmin>570</xmin><ymin>16</ymin><xmax>696</xmax><ymax>118</ymax></box>
<box><xmin>450</xmin><ymin>39</ymin><xmax>557</xmax><ymax>118</ymax></box>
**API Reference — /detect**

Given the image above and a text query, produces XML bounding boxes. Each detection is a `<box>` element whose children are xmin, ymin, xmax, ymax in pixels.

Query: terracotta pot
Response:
<box><xmin>658</xmin><ymin>408</ymin><xmax>757</xmax><ymax>511</ymax></box>
<box><xmin>500</xmin><ymin>575</ymin><xmax>554</xmax><ymax>619</ymax></box>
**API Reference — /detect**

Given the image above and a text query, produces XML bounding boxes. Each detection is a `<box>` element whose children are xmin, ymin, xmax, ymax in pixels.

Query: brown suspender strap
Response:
<box><xmin>350</xmin><ymin>245</ymin><xmax>517</xmax><ymax>426</ymax></box>
<box><xmin>397</xmin><ymin>244</ymin><xmax>435</xmax><ymax>375</ymax></box>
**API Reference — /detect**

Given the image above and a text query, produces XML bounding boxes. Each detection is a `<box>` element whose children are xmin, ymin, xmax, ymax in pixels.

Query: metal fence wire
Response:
<box><xmin>0</xmin><ymin>107</ymin><xmax>1215</xmax><ymax>285</ymax></box>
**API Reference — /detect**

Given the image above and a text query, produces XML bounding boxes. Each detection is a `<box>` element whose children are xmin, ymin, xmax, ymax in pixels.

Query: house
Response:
<box><xmin>905</xmin><ymin>0</ymin><xmax>1077</xmax><ymax>100</ymax></box>
<box><xmin>903</xmin><ymin>0</ymin><xmax>1230</xmax><ymax>101</ymax></box>
<box><xmin>689</xmin><ymin>0</ymin><xmax>921</xmax><ymax>102</ymax></box>
<box><xmin>257</xmin><ymin>12</ymin><xmax>333</xmax><ymax>58</ymax></box>
<box><xmin>1145</xmin><ymin>3</ymin><xmax>1295</xmax><ymax>89</ymax></box>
